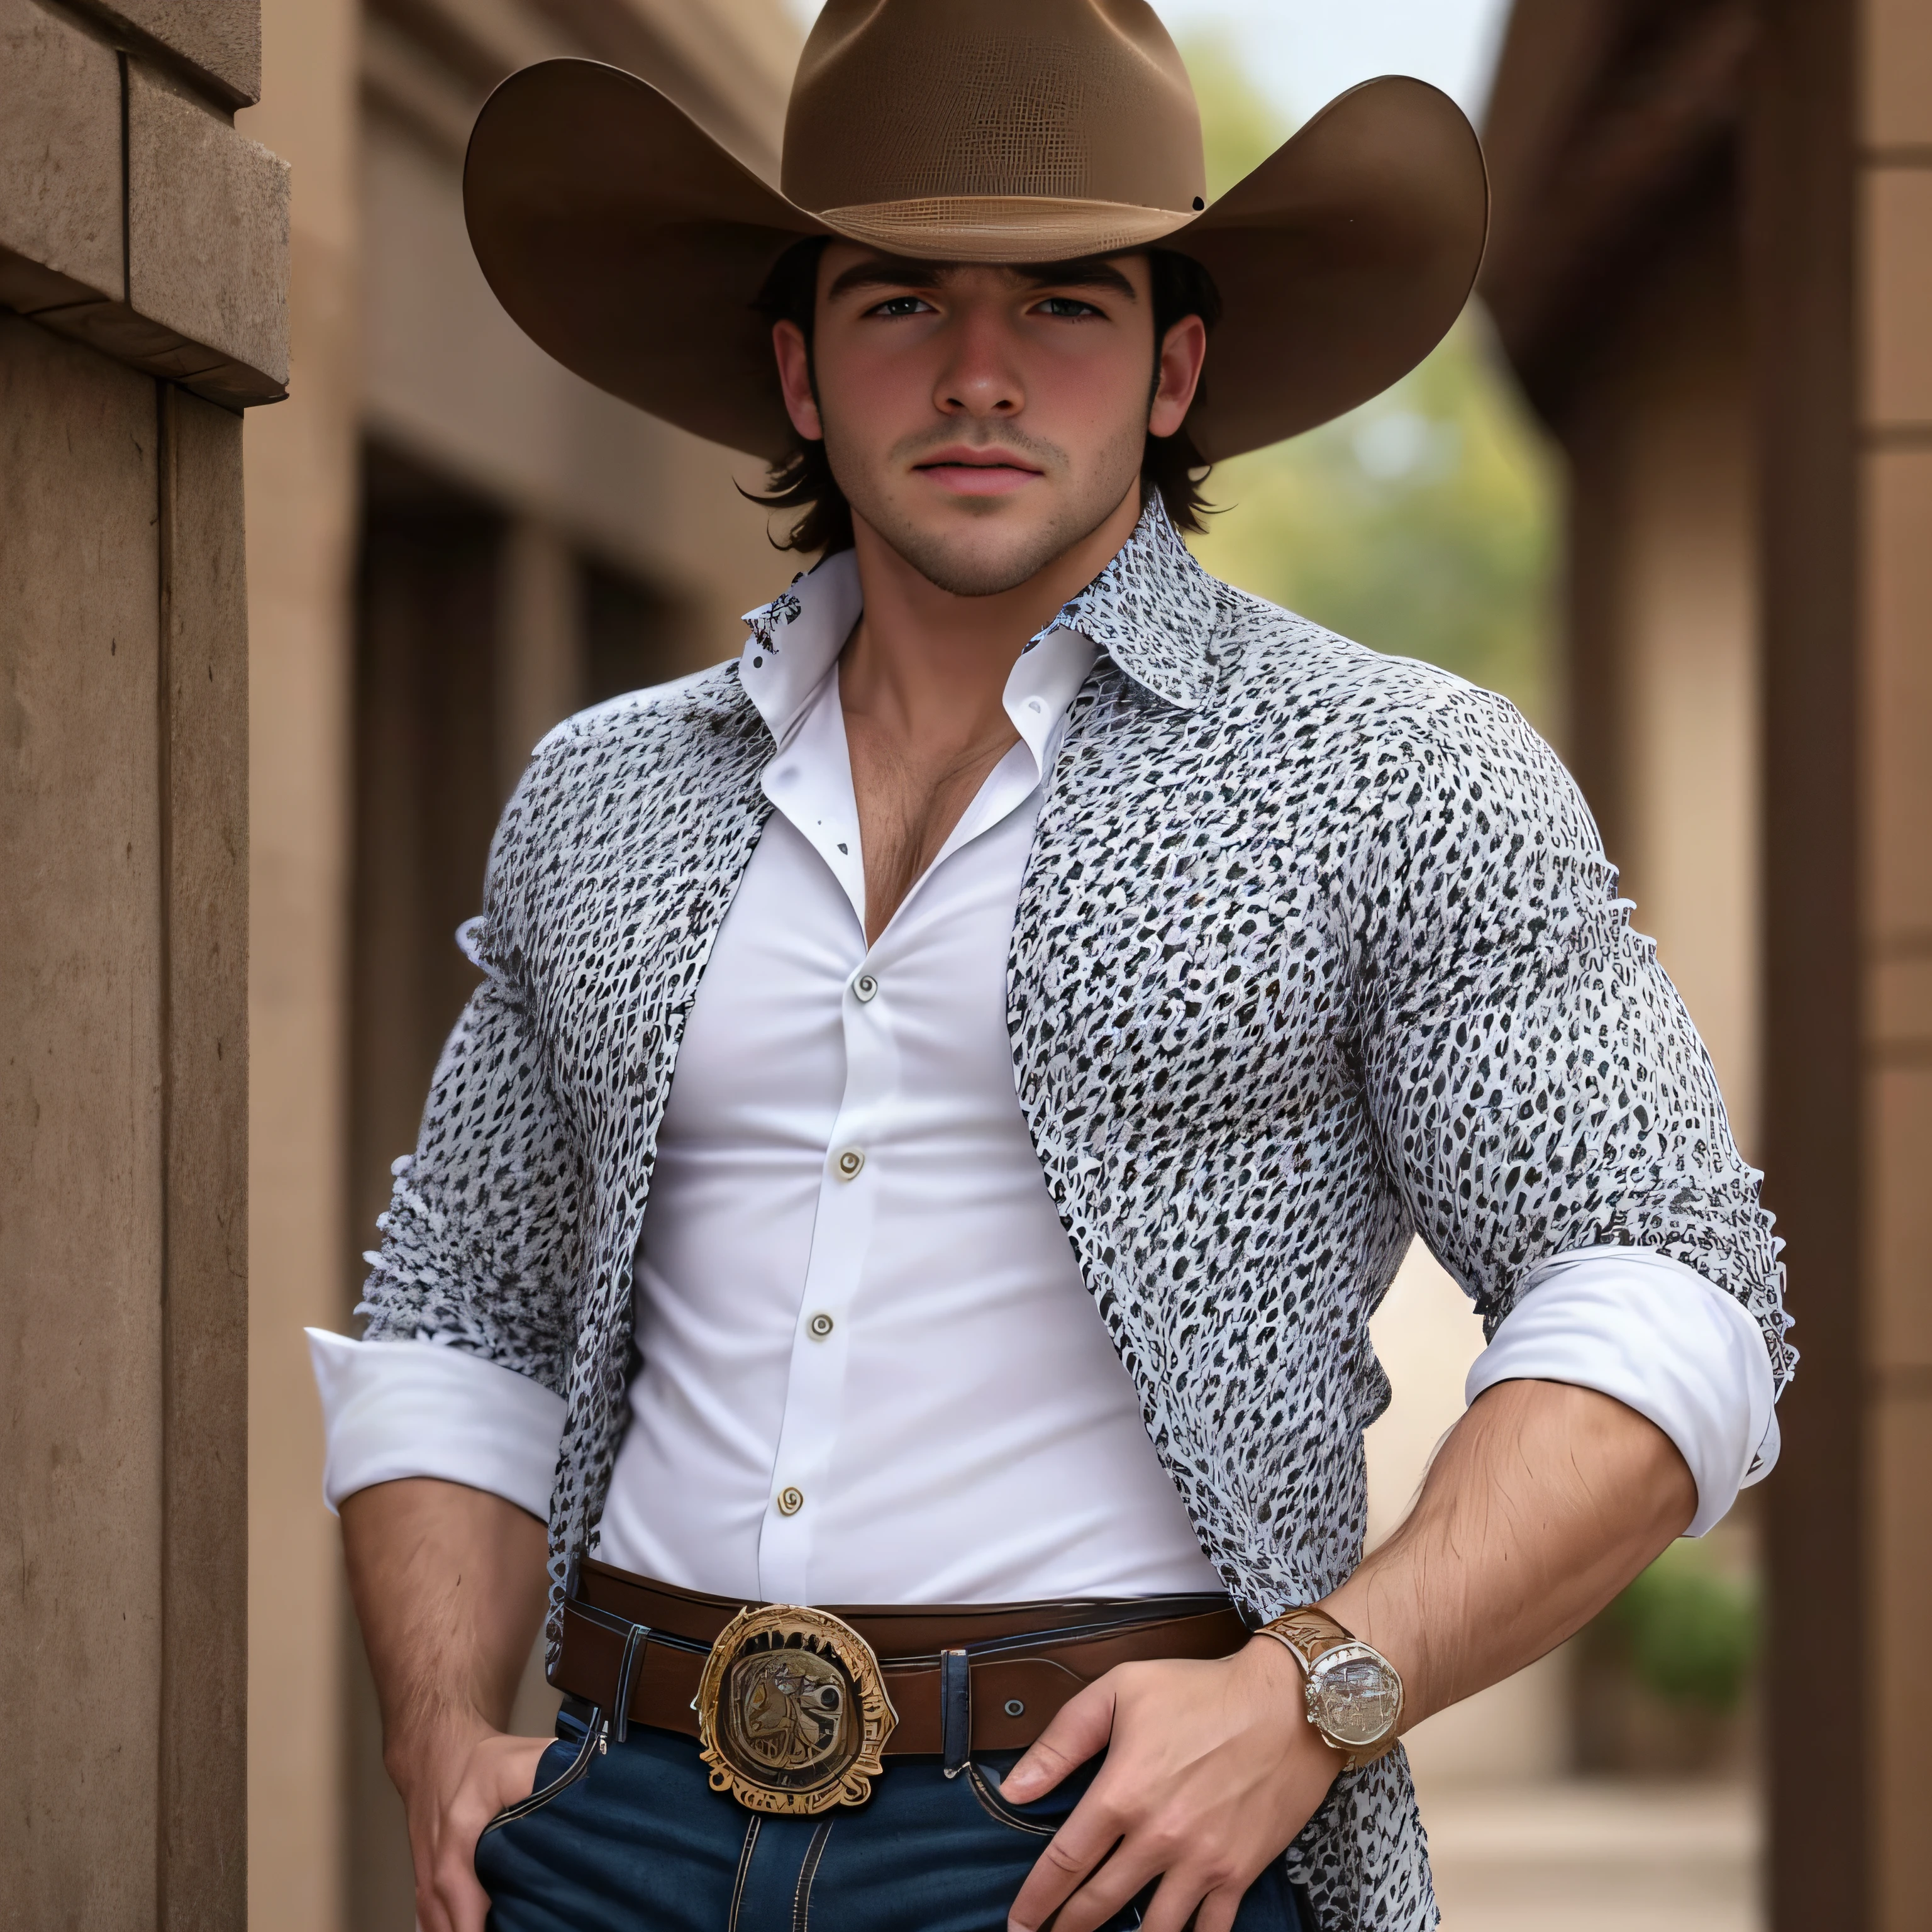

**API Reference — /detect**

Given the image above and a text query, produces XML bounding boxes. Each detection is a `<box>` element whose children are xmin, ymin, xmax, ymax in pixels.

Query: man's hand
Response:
<box><xmin>1000</xmin><ymin>1382</ymin><xmax>1698</xmax><ymax>1932</ymax></box>
<box><xmin>1001</xmin><ymin>1638</ymin><xmax>1335</xmax><ymax>1932</ymax></box>
<box><xmin>389</xmin><ymin>1717</ymin><xmax>553</xmax><ymax>1932</ymax></box>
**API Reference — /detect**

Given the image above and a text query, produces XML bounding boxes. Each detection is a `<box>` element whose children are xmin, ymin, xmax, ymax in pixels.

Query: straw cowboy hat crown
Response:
<box><xmin>464</xmin><ymin>0</ymin><xmax>1489</xmax><ymax>463</ymax></box>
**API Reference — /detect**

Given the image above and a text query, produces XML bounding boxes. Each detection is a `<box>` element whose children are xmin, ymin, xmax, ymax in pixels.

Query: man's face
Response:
<box><xmin>771</xmin><ymin>245</ymin><xmax>1206</xmax><ymax>597</ymax></box>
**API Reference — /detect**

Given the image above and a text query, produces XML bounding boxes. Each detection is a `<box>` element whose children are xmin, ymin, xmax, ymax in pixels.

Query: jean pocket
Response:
<box><xmin>963</xmin><ymin>1760</ymin><xmax>1086</xmax><ymax>1838</ymax></box>
<box><xmin>477</xmin><ymin>1713</ymin><xmax>601</xmax><ymax>1849</ymax></box>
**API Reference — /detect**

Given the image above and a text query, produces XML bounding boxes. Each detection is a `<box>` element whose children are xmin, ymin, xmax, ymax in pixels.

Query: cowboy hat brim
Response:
<box><xmin>462</xmin><ymin>58</ymin><xmax>1487</xmax><ymax>465</ymax></box>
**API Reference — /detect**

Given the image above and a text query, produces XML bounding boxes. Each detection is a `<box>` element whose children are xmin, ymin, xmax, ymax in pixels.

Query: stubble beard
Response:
<box><xmin>823</xmin><ymin>419</ymin><xmax>1146</xmax><ymax>599</ymax></box>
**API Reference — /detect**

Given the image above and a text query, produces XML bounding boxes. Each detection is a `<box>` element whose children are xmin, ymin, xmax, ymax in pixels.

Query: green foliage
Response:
<box><xmin>1607</xmin><ymin>1541</ymin><xmax>1760</xmax><ymax>1713</ymax></box>
<box><xmin>1179</xmin><ymin>39</ymin><xmax>1561</xmax><ymax>727</ymax></box>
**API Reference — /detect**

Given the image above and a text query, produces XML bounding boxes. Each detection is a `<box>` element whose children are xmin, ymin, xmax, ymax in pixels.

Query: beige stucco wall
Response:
<box><xmin>1558</xmin><ymin>223</ymin><xmax>1762</xmax><ymax>1158</ymax></box>
<box><xmin>1616</xmin><ymin>326</ymin><xmax>1761</xmax><ymax>1156</ymax></box>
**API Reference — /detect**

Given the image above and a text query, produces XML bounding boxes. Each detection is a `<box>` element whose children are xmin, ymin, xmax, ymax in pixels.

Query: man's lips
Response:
<box><xmin>911</xmin><ymin>448</ymin><xmax>1044</xmax><ymax>497</ymax></box>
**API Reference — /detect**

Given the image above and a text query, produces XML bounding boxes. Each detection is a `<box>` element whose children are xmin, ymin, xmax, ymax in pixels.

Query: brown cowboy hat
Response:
<box><xmin>462</xmin><ymin>0</ymin><xmax>1488</xmax><ymax>464</ymax></box>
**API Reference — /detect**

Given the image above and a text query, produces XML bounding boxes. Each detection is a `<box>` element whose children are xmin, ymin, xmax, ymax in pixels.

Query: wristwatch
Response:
<box><xmin>1256</xmin><ymin>1606</ymin><xmax>1404</xmax><ymax>1769</ymax></box>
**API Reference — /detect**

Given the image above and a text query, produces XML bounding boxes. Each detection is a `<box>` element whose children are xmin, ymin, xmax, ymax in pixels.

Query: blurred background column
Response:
<box><xmin>1</xmin><ymin>0</ymin><xmax>288</xmax><ymax>1923</ymax></box>
<box><xmin>235</xmin><ymin>0</ymin><xmax>801</xmax><ymax>1920</ymax></box>
<box><xmin>234</xmin><ymin>2</ymin><xmax>359</xmax><ymax>1928</ymax></box>
<box><xmin>1850</xmin><ymin>3</ymin><xmax>1932</xmax><ymax>1918</ymax></box>
<box><xmin>1747</xmin><ymin>0</ymin><xmax>1932</xmax><ymax>1924</ymax></box>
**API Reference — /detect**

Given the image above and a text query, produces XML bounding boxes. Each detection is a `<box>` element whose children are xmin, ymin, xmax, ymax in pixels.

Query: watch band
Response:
<box><xmin>1256</xmin><ymin>1606</ymin><xmax>1403</xmax><ymax>1770</ymax></box>
<box><xmin>1257</xmin><ymin>1605</ymin><xmax>1358</xmax><ymax>1673</ymax></box>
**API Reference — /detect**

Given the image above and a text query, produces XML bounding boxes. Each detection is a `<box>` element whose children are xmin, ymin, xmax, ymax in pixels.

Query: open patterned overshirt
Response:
<box><xmin>360</xmin><ymin>497</ymin><xmax>1789</xmax><ymax>1931</ymax></box>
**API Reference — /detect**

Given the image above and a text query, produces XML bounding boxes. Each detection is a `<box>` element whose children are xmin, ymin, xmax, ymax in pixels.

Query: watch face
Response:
<box><xmin>1308</xmin><ymin>1652</ymin><xmax>1401</xmax><ymax>1748</ymax></box>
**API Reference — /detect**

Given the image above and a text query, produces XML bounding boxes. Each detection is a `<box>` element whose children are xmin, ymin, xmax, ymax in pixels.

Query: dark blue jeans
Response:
<box><xmin>477</xmin><ymin>1711</ymin><xmax>1307</xmax><ymax>1932</ymax></box>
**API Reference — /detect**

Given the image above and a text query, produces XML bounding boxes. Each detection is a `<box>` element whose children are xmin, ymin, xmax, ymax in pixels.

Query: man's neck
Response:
<box><xmin>838</xmin><ymin>489</ymin><xmax>1141</xmax><ymax>743</ymax></box>
<box><xmin>835</xmin><ymin>487</ymin><xmax>1141</xmax><ymax>944</ymax></box>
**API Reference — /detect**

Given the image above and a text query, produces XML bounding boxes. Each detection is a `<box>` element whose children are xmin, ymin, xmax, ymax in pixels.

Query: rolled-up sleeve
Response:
<box><xmin>341</xmin><ymin>744</ymin><xmax>589</xmax><ymax>1518</ymax></box>
<box><xmin>308</xmin><ymin>1329</ymin><xmax>566</xmax><ymax>1518</ymax></box>
<box><xmin>1468</xmin><ymin>1246</ymin><xmax>1777</xmax><ymax>1534</ymax></box>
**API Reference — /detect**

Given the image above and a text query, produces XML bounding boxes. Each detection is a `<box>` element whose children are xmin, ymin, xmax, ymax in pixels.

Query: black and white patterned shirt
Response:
<box><xmin>360</xmin><ymin>497</ymin><xmax>1789</xmax><ymax>1930</ymax></box>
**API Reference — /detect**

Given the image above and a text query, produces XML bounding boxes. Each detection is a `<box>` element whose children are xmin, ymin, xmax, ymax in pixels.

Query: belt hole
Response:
<box><xmin>1004</xmin><ymin>1698</ymin><xmax>1025</xmax><ymax>1718</ymax></box>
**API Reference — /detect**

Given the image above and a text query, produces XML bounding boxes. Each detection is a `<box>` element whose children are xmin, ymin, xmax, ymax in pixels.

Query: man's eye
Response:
<box><xmin>1035</xmin><ymin>296</ymin><xmax>1102</xmax><ymax>318</ymax></box>
<box><xmin>869</xmin><ymin>295</ymin><xmax>935</xmax><ymax>318</ymax></box>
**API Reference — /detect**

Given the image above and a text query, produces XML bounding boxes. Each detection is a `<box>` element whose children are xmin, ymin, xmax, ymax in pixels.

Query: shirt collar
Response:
<box><xmin>736</xmin><ymin>492</ymin><xmax>1219</xmax><ymax>747</ymax></box>
<box><xmin>1036</xmin><ymin>493</ymin><xmax>1219</xmax><ymax>711</ymax></box>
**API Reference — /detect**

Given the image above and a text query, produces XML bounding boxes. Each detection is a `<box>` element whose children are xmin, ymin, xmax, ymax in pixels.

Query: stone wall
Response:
<box><xmin>0</xmin><ymin>3</ymin><xmax>286</xmax><ymax>1924</ymax></box>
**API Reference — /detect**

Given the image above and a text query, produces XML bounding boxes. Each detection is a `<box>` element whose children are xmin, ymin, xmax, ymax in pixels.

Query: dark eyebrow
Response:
<box><xmin>823</xmin><ymin>253</ymin><xmax>1141</xmax><ymax>303</ymax></box>
<box><xmin>1014</xmin><ymin>257</ymin><xmax>1140</xmax><ymax>301</ymax></box>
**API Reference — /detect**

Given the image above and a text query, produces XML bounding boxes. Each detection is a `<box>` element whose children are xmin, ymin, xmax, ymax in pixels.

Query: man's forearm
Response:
<box><xmin>342</xmin><ymin>1479</ymin><xmax>553</xmax><ymax>1932</ymax></box>
<box><xmin>1325</xmin><ymin>1378</ymin><xmax>1697</xmax><ymax>1728</ymax></box>
<box><xmin>341</xmin><ymin>1477</ymin><xmax>550</xmax><ymax>1770</ymax></box>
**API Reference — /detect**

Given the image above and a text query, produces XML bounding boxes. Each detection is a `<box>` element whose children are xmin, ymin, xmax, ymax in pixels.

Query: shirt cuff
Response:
<box><xmin>1464</xmin><ymin>1246</ymin><xmax>1778</xmax><ymax>1538</ymax></box>
<box><xmin>306</xmin><ymin>1328</ymin><xmax>565</xmax><ymax>1520</ymax></box>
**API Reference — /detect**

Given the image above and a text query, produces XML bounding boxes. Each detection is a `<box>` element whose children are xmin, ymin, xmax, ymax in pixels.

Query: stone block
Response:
<box><xmin>1865</xmin><ymin>0</ymin><xmax>1932</xmax><ymax>148</ymax></box>
<box><xmin>1871</xmin><ymin>1389</ymin><xmax>1932</xmax><ymax>1929</ymax></box>
<box><xmin>63</xmin><ymin>0</ymin><xmax>259</xmax><ymax>106</ymax></box>
<box><xmin>1870</xmin><ymin>1065</ymin><xmax>1932</xmax><ymax>1370</ymax></box>
<box><xmin>1870</xmin><ymin>953</ymin><xmax>1932</xmax><ymax>1055</ymax></box>
<box><xmin>1865</xmin><ymin>447</ymin><xmax>1932</xmax><ymax>935</ymax></box>
<box><xmin>0</xmin><ymin>0</ymin><xmax>122</xmax><ymax>299</ymax></box>
<box><xmin>127</xmin><ymin>59</ymin><xmax>289</xmax><ymax>393</ymax></box>
<box><xmin>1864</xmin><ymin>166</ymin><xmax>1932</xmax><ymax>430</ymax></box>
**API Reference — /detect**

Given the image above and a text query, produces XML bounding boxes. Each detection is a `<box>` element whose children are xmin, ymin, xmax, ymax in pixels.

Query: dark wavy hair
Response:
<box><xmin>748</xmin><ymin>240</ymin><xmax>1223</xmax><ymax>556</ymax></box>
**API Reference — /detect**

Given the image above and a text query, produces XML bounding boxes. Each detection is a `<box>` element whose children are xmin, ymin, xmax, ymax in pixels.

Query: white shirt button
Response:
<box><xmin>853</xmin><ymin>972</ymin><xmax>879</xmax><ymax>1003</ymax></box>
<box><xmin>777</xmin><ymin>1485</ymin><xmax>805</xmax><ymax>1516</ymax></box>
<box><xmin>807</xmin><ymin>1311</ymin><xmax>835</xmax><ymax>1340</ymax></box>
<box><xmin>834</xmin><ymin>1147</ymin><xmax>865</xmax><ymax>1180</ymax></box>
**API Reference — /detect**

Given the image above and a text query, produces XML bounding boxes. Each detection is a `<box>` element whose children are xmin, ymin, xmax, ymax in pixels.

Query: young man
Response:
<box><xmin>310</xmin><ymin>5</ymin><xmax>1790</xmax><ymax>1930</ymax></box>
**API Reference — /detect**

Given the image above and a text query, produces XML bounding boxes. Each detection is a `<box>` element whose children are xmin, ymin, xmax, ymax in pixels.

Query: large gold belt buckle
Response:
<box><xmin>694</xmin><ymin>1603</ymin><xmax>899</xmax><ymax>1814</ymax></box>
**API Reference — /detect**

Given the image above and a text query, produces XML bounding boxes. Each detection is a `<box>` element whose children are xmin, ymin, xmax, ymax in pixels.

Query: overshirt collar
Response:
<box><xmin>1035</xmin><ymin>493</ymin><xmax>1219</xmax><ymax>711</ymax></box>
<box><xmin>736</xmin><ymin>492</ymin><xmax>1219</xmax><ymax>743</ymax></box>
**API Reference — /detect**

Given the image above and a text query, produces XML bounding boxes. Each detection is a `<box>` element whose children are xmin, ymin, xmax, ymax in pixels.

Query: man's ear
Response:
<box><xmin>772</xmin><ymin>321</ymin><xmax>824</xmax><ymax>442</ymax></box>
<box><xmin>1148</xmin><ymin>314</ymin><xmax>1208</xmax><ymax>439</ymax></box>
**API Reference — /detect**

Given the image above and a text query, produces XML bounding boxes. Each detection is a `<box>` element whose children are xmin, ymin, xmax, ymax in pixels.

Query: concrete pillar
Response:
<box><xmin>1753</xmin><ymin>0</ymin><xmax>1932</xmax><ymax>1924</ymax></box>
<box><xmin>0</xmin><ymin>1</ymin><xmax>287</xmax><ymax>1923</ymax></box>
<box><xmin>231</xmin><ymin>2</ymin><xmax>359</xmax><ymax>1924</ymax></box>
<box><xmin>1857</xmin><ymin>0</ymin><xmax>1932</xmax><ymax>1921</ymax></box>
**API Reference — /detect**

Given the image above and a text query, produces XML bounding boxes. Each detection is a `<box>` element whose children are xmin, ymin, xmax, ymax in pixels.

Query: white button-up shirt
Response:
<box><xmin>310</xmin><ymin>550</ymin><xmax>1777</xmax><ymax>1602</ymax></box>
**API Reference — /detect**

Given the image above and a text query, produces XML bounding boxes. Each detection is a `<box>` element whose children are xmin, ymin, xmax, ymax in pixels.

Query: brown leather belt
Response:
<box><xmin>553</xmin><ymin>1558</ymin><xmax>1248</xmax><ymax>1766</ymax></box>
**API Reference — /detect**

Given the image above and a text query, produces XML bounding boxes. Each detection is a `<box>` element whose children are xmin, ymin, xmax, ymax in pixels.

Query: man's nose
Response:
<box><xmin>934</xmin><ymin>304</ymin><xmax>1024</xmax><ymax>418</ymax></box>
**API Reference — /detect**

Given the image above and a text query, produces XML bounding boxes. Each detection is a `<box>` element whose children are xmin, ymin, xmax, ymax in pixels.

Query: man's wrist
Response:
<box><xmin>1255</xmin><ymin>1606</ymin><xmax>1405</xmax><ymax>1769</ymax></box>
<box><xmin>383</xmin><ymin>1704</ymin><xmax>497</xmax><ymax>1794</ymax></box>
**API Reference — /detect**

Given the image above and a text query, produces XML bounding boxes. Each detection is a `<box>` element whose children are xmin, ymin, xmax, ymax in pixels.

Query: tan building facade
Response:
<box><xmin>235</xmin><ymin>0</ymin><xmax>799</xmax><ymax>1921</ymax></box>
<box><xmin>1483</xmin><ymin>0</ymin><xmax>1932</xmax><ymax>1922</ymax></box>
<box><xmin>1</xmin><ymin>0</ymin><xmax>289</xmax><ymax>1924</ymax></box>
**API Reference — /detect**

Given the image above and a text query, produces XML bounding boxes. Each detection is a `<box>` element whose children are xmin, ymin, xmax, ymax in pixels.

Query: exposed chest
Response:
<box><xmin>525</xmin><ymin>674</ymin><xmax>1348</xmax><ymax>1157</ymax></box>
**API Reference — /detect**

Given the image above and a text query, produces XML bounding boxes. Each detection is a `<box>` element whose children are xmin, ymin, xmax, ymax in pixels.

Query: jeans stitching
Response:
<box><xmin>476</xmin><ymin>1717</ymin><xmax>602</xmax><ymax>1844</ymax></box>
<box><xmin>790</xmin><ymin>1820</ymin><xmax>833</xmax><ymax>1932</ymax></box>
<box><xmin>727</xmin><ymin>1816</ymin><xmax>762</xmax><ymax>1932</ymax></box>
<box><xmin>966</xmin><ymin>1763</ymin><xmax>1057</xmax><ymax>1838</ymax></box>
